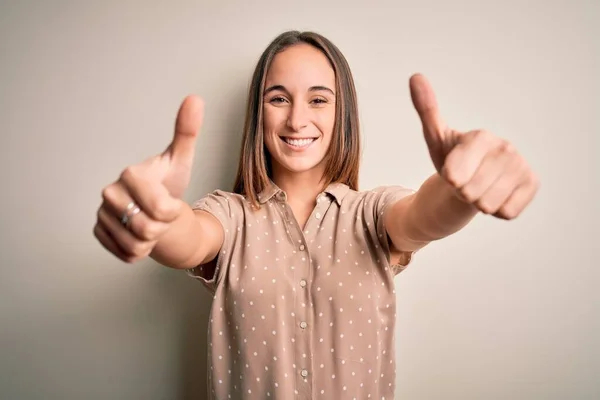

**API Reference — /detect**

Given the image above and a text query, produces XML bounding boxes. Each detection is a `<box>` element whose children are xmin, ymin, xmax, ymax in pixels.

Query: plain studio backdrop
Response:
<box><xmin>0</xmin><ymin>1</ymin><xmax>598</xmax><ymax>399</ymax></box>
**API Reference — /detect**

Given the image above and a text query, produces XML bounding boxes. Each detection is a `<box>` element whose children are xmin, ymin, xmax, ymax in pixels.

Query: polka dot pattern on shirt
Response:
<box><xmin>187</xmin><ymin>182</ymin><xmax>415</xmax><ymax>399</ymax></box>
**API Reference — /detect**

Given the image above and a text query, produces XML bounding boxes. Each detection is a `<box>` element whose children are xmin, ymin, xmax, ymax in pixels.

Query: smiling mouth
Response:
<box><xmin>280</xmin><ymin>137</ymin><xmax>317</xmax><ymax>149</ymax></box>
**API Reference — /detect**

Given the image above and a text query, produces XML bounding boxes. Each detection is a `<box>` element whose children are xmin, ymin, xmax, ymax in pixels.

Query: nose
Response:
<box><xmin>286</xmin><ymin>102</ymin><xmax>309</xmax><ymax>132</ymax></box>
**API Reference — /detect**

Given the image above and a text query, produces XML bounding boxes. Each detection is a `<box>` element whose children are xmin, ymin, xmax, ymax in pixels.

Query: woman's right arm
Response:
<box><xmin>94</xmin><ymin>95</ymin><xmax>223</xmax><ymax>269</ymax></box>
<box><xmin>150</xmin><ymin>205</ymin><xmax>224</xmax><ymax>270</ymax></box>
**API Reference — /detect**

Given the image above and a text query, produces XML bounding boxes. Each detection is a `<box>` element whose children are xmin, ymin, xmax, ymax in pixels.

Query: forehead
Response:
<box><xmin>265</xmin><ymin>43</ymin><xmax>335</xmax><ymax>88</ymax></box>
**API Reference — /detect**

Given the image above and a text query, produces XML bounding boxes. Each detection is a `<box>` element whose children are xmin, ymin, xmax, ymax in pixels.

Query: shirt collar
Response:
<box><xmin>257</xmin><ymin>182</ymin><xmax>283</xmax><ymax>204</ymax></box>
<box><xmin>323</xmin><ymin>182</ymin><xmax>349</xmax><ymax>206</ymax></box>
<box><xmin>258</xmin><ymin>180</ymin><xmax>349</xmax><ymax>206</ymax></box>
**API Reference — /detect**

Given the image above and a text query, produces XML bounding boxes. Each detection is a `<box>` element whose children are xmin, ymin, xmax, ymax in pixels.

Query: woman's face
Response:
<box><xmin>263</xmin><ymin>43</ymin><xmax>336</xmax><ymax>180</ymax></box>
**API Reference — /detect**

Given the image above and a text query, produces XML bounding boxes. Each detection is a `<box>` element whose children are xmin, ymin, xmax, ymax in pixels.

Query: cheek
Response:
<box><xmin>263</xmin><ymin>106</ymin><xmax>285</xmax><ymax>132</ymax></box>
<box><xmin>262</xmin><ymin>108</ymin><xmax>280</xmax><ymax>154</ymax></box>
<box><xmin>263</xmin><ymin>107</ymin><xmax>274</xmax><ymax>131</ymax></box>
<box><xmin>317</xmin><ymin>109</ymin><xmax>336</xmax><ymax>141</ymax></box>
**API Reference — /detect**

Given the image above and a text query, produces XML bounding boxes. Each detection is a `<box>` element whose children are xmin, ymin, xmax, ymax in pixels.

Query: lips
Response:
<box><xmin>280</xmin><ymin>136</ymin><xmax>317</xmax><ymax>148</ymax></box>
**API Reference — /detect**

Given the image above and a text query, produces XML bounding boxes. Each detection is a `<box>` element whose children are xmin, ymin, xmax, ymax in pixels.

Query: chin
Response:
<box><xmin>279</xmin><ymin>159</ymin><xmax>322</xmax><ymax>174</ymax></box>
<box><xmin>269</xmin><ymin>153</ymin><xmax>326</xmax><ymax>176</ymax></box>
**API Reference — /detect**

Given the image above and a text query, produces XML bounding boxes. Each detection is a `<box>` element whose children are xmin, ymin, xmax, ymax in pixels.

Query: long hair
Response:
<box><xmin>232</xmin><ymin>30</ymin><xmax>361</xmax><ymax>207</ymax></box>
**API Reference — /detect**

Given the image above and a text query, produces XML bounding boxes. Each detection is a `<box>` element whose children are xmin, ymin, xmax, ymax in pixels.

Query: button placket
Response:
<box><xmin>279</xmin><ymin>201</ymin><xmax>314</xmax><ymax>397</ymax></box>
<box><xmin>281</xmin><ymin>194</ymin><xmax>333</xmax><ymax>398</ymax></box>
<box><xmin>297</xmin><ymin>236</ymin><xmax>313</xmax><ymax>391</ymax></box>
<box><xmin>298</xmin><ymin>194</ymin><xmax>335</xmax><ymax>397</ymax></box>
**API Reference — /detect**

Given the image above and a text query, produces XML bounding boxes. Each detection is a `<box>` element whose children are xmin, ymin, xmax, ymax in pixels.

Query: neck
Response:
<box><xmin>271</xmin><ymin>167</ymin><xmax>325</xmax><ymax>207</ymax></box>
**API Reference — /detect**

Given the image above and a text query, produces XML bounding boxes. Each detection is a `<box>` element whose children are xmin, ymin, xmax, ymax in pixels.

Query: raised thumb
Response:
<box><xmin>165</xmin><ymin>95</ymin><xmax>204</xmax><ymax>163</ymax></box>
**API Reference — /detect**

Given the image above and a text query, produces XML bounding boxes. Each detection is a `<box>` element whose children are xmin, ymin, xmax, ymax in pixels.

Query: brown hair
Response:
<box><xmin>232</xmin><ymin>30</ymin><xmax>361</xmax><ymax>207</ymax></box>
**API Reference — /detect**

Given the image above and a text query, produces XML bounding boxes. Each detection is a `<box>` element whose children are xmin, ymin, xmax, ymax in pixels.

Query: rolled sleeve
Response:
<box><xmin>185</xmin><ymin>190</ymin><xmax>238</xmax><ymax>292</ymax></box>
<box><xmin>371</xmin><ymin>185</ymin><xmax>417</xmax><ymax>275</ymax></box>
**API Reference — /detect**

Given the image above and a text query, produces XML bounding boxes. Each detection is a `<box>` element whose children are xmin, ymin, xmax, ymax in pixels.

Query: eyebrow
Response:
<box><xmin>264</xmin><ymin>84</ymin><xmax>335</xmax><ymax>96</ymax></box>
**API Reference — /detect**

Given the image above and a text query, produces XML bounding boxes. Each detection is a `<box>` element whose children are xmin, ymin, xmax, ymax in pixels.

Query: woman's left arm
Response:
<box><xmin>385</xmin><ymin>74</ymin><xmax>540</xmax><ymax>253</ymax></box>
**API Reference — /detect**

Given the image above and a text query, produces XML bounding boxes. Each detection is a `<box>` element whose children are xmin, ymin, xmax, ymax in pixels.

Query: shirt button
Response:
<box><xmin>315</xmin><ymin>212</ymin><xmax>321</xmax><ymax>219</ymax></box>
<box><xmin>301</xmin><ymin>369</ymin><xmax>309</xmax><ymax>377</ymax></box>
<box><xmin>299</xmin><ymin>279</ymin><xmax>307</xmax><ymax>288</ymax></box>
<box><xmin>299</xmin><ymin>244</ymin><xmax>305</xmax><ymax>251</ymax></box>
<box><xmin>300</xmin><ymin>321</ymin><xmax>308</xmax><ymax>329</ymax></box>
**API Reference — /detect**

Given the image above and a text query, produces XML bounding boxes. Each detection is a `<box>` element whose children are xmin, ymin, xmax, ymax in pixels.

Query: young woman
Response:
<box><xmin>94</xmin><ymin>31</ymin><xmax>539</xmax><ymax>399</ymax></box>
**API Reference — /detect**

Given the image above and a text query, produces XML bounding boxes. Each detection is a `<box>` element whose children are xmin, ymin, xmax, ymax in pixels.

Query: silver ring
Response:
<box><xmin>120</xmin><ymin>201</ymin><xmax>141</xmax><ymax>228</ymax></box>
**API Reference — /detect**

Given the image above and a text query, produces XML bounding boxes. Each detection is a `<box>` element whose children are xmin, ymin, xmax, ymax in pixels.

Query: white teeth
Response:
<box><xmin>284</xmin><ymin>138</ymin><xmax>315</xmax><ymax>147</ymax></box>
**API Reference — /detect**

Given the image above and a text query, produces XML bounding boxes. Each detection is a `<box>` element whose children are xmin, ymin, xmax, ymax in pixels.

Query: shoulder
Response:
<box><xmin>343</xmin><ymin>185</ymin><xmax>415</xmax><ymax>209</ymax></box>
<box><xmin>191</xmin><ymin>190</ymin><xmax>250</xmax><ymax>222</ymax></box>
<box><xmin>193</xmin><ymin>189</ymin><xmax>248</xmax><ymax>206</ymax></box>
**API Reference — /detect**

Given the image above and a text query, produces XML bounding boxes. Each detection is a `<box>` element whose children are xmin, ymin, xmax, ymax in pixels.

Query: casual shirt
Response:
<box><xmin>187</xmin><ymin>182</ymin><xmax>415</xmax><ymax>399</ymax></box>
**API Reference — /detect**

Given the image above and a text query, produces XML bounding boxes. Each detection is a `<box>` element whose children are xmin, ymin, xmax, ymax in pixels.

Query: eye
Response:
<box><xmin>269</xmin><ymin>96</ymin><xmax>287</xmax><ymax>104</ymax></box>
<box><xmin>311</xmin><ymin>98</ymin><xmax>328</xmax><ymax>104</ymax></box>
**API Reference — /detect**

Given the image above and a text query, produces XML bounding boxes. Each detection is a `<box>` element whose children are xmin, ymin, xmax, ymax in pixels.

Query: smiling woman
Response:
<box><xmin>233</xmin><ymin>31</ymin><xmax>361</xmax><ymax>209</ymax></box>
<box><xmin>263</xmin><ymin>44</ymin><xmax>336</xmax><ymax>178</ymax></box>
<box><xmin>94</xmin><ymin>29</ymin><xmax>539</xmax><ymax>400</ymax></box>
